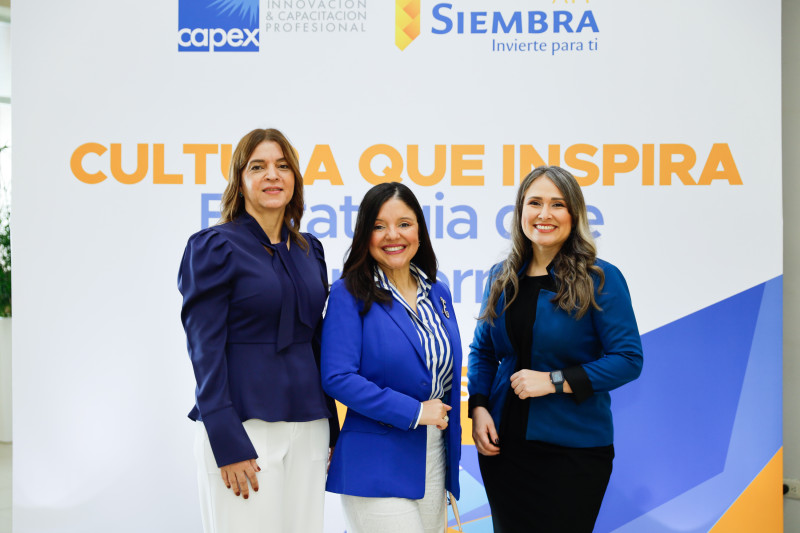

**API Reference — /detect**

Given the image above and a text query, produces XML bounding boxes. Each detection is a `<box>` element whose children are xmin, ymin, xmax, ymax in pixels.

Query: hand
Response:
<box><xmin>419</xmin><ymin>399</ymin><xmax>453</xmax><ymax>430</ymax></box>
<box><xmin>510</xmin><ymin>369</ymin><xmax>560</xmax><ymax>399</ymax></box>
<box><xmin>220</xmin><ymin>459</ymin><xmax>260</xmax><ymax>499</ymax></box>
<box><xmin>472</xmin><ymin>406</ymin><xmax>500</xmax><ymax>456</ymax></box>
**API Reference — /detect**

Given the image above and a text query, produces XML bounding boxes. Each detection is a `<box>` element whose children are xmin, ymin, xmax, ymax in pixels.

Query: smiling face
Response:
<box><xmin>521</xmin><ymin>176</ymin><xmax>573</xmax><ymax>255</ymax></box>
<box><xmin>368</xmin><ymin>197</ymin><xmax>420</xmax><ymax>278</ymax></box>
<box><xmin>240</xmin><ymin>140</ymin><xmax>295</xmax><ymax>219</ymax></box>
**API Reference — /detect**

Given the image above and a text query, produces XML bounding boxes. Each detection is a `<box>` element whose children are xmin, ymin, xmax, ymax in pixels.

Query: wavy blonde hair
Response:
<box><xmin>481</xmin><ymin>166</ymin><xmax>604</xmax><ymax>324</ymax></box>
<box><xmin>218</xmin><ymin>128</ymin><xmax>307</xmax><ymax>250</ymax></box>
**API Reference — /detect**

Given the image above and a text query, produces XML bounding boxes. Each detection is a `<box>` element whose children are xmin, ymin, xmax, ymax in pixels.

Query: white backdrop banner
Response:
<box><xmin>12</xmin><ymin>1</ymin><xmax>782</xmax><ymax>532</ymax></box>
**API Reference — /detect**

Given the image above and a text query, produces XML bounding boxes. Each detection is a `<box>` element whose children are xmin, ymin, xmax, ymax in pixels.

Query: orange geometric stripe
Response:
<box><xmin>709</xmin><ymin>448</ymin><xmax>783</xmax><ymax>532</ymax></box>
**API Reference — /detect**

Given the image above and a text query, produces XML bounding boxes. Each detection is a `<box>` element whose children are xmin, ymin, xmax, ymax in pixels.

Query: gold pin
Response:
<box><xmin>440</xmin><ymin>297</ymin><xmax>450</xmax><ymax>318</ymax></box>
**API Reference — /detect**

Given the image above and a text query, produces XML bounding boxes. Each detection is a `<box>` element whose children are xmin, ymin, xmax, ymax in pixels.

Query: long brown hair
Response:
<box><xmin>218</xmin><ymin>128</ymin><xmax>308</xmax><ymax>250</ymax></box>
<box><xmin>481</xmin><ymin>166</ymin><xmax>604</xmax><ymax>323</ymax></box>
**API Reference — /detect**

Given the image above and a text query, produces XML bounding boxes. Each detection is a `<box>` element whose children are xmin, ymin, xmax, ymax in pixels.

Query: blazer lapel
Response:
<box><xmin>376</xmin><ymin>300</ymin><xmax>426</xmax><ymax>365</ymax></box>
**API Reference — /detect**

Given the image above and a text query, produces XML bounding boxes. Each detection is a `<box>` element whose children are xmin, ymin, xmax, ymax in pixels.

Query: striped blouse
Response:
<box><xmin>374</xmin><ymin>264</ymin><xmax>454</xmax><ymax>428</ymax></box>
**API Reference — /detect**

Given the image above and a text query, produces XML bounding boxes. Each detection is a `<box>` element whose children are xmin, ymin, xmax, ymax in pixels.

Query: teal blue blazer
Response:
<box><xmin>467</xmin><ymin>258</ymin><xmax>643</xmax><ymax>447</ymax></box>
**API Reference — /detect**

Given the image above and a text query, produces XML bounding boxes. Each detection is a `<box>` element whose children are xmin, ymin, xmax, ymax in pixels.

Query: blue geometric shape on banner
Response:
<box><xmin>723</xmin><ymin>276</ymin><xmax>783</xmax><ymax>482</ymax></box>
<box><xmin>452</xmin><ymin>470</ymin><xmax>488</xmax><ymax>517</ymax></box>
<box><xmin>609</xmin><ymin>276</ymin><xmax>783</xmax><ymax>533</ymax></box>
<box><xmin>451</xmin><ymin>446</ymin><xmax>492</xmax><ymax>526</ymax></box>
<box><xmin>459</xmin><ymin>444</ymin><xmax>484</xmax><ymax>489</ymax></box>
<box><xmin>448</xmin><ymin>466</ymin><xmax>492</xmax><ymax>528</ymax></box>
<box><xmin>594</xmin><ymin>283</ymin><xmax>766</xmax><ymax>532</ymax></box>
<box><xmin>460</xmin><ymin>518</ymin><xmax>494</xmax><ymax>532</ymax></box>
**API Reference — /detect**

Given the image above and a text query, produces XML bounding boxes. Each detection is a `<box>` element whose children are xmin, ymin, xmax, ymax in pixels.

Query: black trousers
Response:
<box><xmin>477</xmin><ymin>439</ymin><xmax>614</xmax><ymax>533</ymax></box>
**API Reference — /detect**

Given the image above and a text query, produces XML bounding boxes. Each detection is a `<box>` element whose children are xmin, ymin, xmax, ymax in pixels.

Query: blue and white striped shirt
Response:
<box><xmin>374</xmin><ymin>264</ymin><xmax>453</xmax><ymax>427</ymax></box>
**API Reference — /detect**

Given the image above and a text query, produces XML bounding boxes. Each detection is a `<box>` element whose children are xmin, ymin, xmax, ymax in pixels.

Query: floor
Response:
<box><xmin>0</xmin><ymin>442</ymin><xmax>9</xmax><ymax>533</ymax></box>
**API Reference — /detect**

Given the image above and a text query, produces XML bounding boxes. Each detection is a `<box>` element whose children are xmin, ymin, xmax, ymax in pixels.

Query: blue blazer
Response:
<box><xmin>321</xmin><ymin>277</ymin><xmax>462</xmax><ymax>499</ymax></box>
<box><xmin>179</xmin><ymin>214</ymin><xmax>337</xmax><ymax>467</ymax></box>
<box><xmin>468</xmin><ymin>258</ymin><xmax>643</xmax><ymax>448</ymax></box>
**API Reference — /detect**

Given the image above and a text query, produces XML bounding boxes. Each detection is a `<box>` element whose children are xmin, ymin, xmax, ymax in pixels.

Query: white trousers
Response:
<box><xmin>341</xmin><ymin>425</ymin><xmax>446</xmax><ymax>533</ymax></box>
<box><xmin>195</xmin><ymin>418</ymin><xmax>329</xmax><ymax>533</ymax></box>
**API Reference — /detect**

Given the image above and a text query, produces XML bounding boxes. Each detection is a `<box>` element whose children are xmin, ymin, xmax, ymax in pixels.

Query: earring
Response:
<box><xmin>238</xmin><ymin>192</ymin><xmax>243</xmax><ymax>198</ymax></box>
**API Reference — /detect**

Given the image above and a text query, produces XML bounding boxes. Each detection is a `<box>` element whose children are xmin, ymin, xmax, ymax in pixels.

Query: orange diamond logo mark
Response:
<box><xmin>395</xmin><ymin>0</ymin><xmax>421</xmax><ymax>51</ymax></box>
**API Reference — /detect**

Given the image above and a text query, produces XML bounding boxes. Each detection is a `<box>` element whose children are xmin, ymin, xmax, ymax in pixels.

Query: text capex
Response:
<box><xmin>70</xmin><ymin>143</ymin><xmax>742</xmax><ymax>187</ymax></box>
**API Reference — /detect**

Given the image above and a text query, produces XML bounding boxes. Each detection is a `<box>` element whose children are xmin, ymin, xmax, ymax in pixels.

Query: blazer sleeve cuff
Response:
<box><xmin>200</xmin><ymin>406</ymin><xmax>258</xmax><ymax>467</ymax></box>
<box><xmin>468</xmin><ymin>393</ymin><xmax>490</xmax><ymax>418</ymax></box>
<box><xmin>563</xmin><ymin>365</ymin><xmax>593</xmax><ymax>404</ymax></box>
<box><xmin>409</xmin><ymin>403</ymin><xmax>424</xmax><ymax>429</ymax></box>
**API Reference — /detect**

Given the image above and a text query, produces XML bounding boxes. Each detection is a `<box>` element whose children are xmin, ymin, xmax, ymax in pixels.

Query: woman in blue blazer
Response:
<box><xmin>468</xmin><ymin>166</ymin><xmax>643</xmax><ymax>533</ymax></box>
<box><xmin>179</xmin><ymin>128</ymin><xmax>338</xmax><ymax>533</ymax></box>
<box><xmin>321</xmin><ymin>182</ymin><xmax>461</xmax><ymax>533</ymax></box>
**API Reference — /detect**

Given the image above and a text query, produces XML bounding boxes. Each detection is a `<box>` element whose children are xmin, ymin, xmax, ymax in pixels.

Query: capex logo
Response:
<box><xmin>178</xmin><ymin>0</ymin><xmax>260</xmax><ymax>52</ymax></box>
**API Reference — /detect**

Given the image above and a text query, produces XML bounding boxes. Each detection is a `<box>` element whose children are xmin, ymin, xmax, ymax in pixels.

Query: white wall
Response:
<box><xmin>0</xmin><ymin>319</ymin><xmax>9</xmax><ymax>442</ymax></box>
<box><xmin>784</xmin><ymin>0</ymin><xmax>800</xmax><ymax>529</ymax></box>
<box><xmin>0</xmin><ymin>19</ymin><xmax>11</xmax><ymax>445</ymax></box>
<box><xmin>0</xmin><ymin>20</ymin><xmax>8</xmax><ymax>100</ymax></box>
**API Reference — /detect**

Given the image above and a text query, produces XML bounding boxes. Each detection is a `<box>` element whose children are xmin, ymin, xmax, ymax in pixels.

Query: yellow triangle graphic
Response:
<box><xmin>710</xmin><ymin>448</ymin><xmax>783</xmax><ymax>532</ymax></box>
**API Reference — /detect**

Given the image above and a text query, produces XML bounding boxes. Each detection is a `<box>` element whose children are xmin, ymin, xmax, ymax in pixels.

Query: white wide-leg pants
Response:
<box><xmin>195</xmin><ymin>418</ymin><xmax>329</xmax><ymax>533</ymax></box>
<box><xmin>341</xmin><ymin>425</ymin><xmax>446</xmax><ymax>533</ymax></box>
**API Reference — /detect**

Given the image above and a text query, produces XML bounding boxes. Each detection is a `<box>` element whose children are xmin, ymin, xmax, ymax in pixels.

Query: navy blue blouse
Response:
<box><xmin>179</xmin><ymin>212</ymin><xmax>336</xmax><ymax>467</ymax></box>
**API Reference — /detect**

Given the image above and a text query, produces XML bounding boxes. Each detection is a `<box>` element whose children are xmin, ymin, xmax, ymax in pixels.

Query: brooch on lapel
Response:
<box><xmin>440</xmin><ymin>297</ymin><xmax>450</xmax><ymax>319</ymax></box>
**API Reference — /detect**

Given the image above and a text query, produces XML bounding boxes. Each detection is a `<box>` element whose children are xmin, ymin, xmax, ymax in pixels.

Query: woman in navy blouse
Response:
<box><xmin>178</xmin><ymin>128</ymin><xmax>338</xmax><ymax>533</ymax></box>
<box><xmin>321</xmin><ymin>182</ymin><xmax>461</xmax><ymax>533</ymax></box>
<box><xmin>468</xmin><ymin>166</ymin><xmax>643</xmax><ymax>532</ymax></box>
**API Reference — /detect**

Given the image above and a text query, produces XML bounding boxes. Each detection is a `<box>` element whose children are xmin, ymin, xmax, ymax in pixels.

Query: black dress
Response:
<box><xmin>474</xmin><ymin>274</ymin><xmax>614</xmax><ymax>533</ymax></box>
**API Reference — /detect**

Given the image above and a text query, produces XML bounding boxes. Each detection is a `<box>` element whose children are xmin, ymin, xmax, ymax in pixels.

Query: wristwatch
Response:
<box><xmin>550</xmin><ymin>370</ymin><xmax>564</xmax><ymax>394</ymax></box>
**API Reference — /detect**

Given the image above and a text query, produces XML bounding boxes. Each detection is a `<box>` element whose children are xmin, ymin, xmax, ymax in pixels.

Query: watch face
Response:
<box><xmin>551</xmin><ymin>370</ymin><xmax>564</xmax><ymax>383</ymax></box>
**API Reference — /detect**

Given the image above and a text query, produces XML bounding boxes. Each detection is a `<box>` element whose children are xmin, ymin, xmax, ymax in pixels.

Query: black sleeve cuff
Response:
<box><xmin>562</xmin><ymin>365</ymin><xmax>593</xmax><ymax>405</ymax></box>
<box><xmin>468</xmin><ymin>393</ymin><xmax>490</xmax><ymax>418</ymax></box>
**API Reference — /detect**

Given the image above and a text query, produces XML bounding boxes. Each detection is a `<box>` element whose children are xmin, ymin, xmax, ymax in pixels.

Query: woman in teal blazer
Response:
<box><xmin>468</xmin><ymin>166</ymin><xmax>643</xmax><ymax>533</ymax></box>
<box><xmin>321</xmin><ymin>182</ymin><xmax>461</xmax><ymax>533</ymax></box>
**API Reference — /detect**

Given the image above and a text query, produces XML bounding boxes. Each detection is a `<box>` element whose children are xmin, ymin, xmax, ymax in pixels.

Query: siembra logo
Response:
<box><xmin>430</xmin><ymin>3</ymin><xmax>598</xmax><ymax>35</ymax></box>
<box><xmin>178</xmin><ymin>0</ymin><xmax>260</xmax><ymax>52</ymax></box>
<box><xmin>396</xmin><ymin>1</ymin><xmax>599</xmax><ymax>53</ymax></box>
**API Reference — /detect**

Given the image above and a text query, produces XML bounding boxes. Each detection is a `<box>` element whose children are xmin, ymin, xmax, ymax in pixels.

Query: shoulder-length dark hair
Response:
<box><xmin>481</xmin><ymin>166</ymin><xmax>604</xmax><ymax>323</ymax></box>
<box><xmin>341</xmin><ymin>182</ymin><xmax>437</xmax><ymax>314</ymax></box>
<box><xmin>218</xmin><ymin>128</ymin><xmax>308</xmax><ymax>250</ymax></box>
